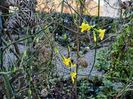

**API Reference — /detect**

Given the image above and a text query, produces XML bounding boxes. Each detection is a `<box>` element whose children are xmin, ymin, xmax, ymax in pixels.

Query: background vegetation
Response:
<box><xmin>0</xmin><ymin>0</ymin><xmax>133</xmax><ymax>99</ymax></box>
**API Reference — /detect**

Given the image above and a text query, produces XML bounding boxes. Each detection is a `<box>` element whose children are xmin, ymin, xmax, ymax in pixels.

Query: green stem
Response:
<box><xmin>88</xmin><ymin>43</ymin><xmax>97</xmax><ymax>77</ymax></box>
<box><xmin>3</xmin><ymin>74</ymin><xmax>14</xmax><ymax>99</ymax></box>
<box><xmin>74</xmin><ymin>0</ymin><xmax>85</xmax><ymax>98</ymax></box>
<box><xmin>0</xmin><ymin>14</ymin><xmax>3</xmax><ymax>69</ymax></box>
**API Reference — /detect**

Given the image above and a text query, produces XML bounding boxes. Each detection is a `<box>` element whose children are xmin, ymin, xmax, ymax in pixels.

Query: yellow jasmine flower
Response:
<box><xmin>79</xmin><ymin>22</ymin><xmax>92</xmax><ymax>32</ymax></box>
<box><xmin>70</xmin><ymin>72</ymin><xmax>77</xmax><ymax>84</ymax></box>
<box><xmin>93</xmin><ymin>32</ymin><xmax>97</xmax><ymax>42</ymax></box>
<box><xmin>97</xmin><ymin>29</ymin><xmax>106</xmax><ymax>40</ymax></box>
<box><xmin>62</xmin><ymin>56</ymin><xmax>76</xmax><ymax>68</ymax></box>
<box><xmin>70</xmin><ymin>63</ymin><xmax>76</xmax><ymax>68</ymax></box>
<box><xmin>62</xmin><ymin>56</ymin><xmax>71</xmax><ymax>67</ymax></box>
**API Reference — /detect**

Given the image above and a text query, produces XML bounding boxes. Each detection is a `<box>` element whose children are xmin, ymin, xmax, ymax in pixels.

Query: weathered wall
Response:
<box><xmin>36</xmin><ymin>0</ymin><xmax>103</xmax><ymax>16</ymax></box>
<box><xmin>103</xmin><ymin>0</ymin><xmax>120</xmax><ymax>17</ymax></box>
<box><xmin>36</xmin><ymin>0</ymin><xmax>130</xmax><ymax>18</ymax></box>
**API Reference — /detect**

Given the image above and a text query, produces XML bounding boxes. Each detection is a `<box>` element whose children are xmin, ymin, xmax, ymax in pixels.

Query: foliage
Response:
<box><xmin>95</xmin><ymin>19</ymin><xmax>133</xmax><ymax>98</ymax></box>
<box><xmin>0</xmin><ymin>0</ymin><xmax>133</xmax><ymax>99</ymax></box>
<box><xmin>95</xmin><ymin>48</ymin><xmax>110</xmax><ymax>72</ymax></box>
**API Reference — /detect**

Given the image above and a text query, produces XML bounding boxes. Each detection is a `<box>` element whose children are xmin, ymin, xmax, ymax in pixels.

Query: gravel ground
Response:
<box><xmin>55</xmin><ymin>45</ymin><xmax>104</xmax><ymax>79</ymax></box>
<box><xmin>3</xmin><ymin>44</ymin><xmax>104</xmax><ymax>78</ymax></box>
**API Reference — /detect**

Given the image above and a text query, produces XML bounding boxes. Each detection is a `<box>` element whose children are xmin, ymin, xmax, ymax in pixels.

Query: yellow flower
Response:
<box><xmin>62</xmin><ymin>56</ymin><xmax>71</xmax><ymax>67</ymax></box>
<box><xmin>70</xmin><ymin>63</ymin><xmax>76</xmax><ymax>68</ymax></box>
<box><xmin>62</xmin><ymin>56</ymin><xmax>76</xmax><ymax>68</ymax></box>
<box><xmin>93</xmin><ymin>32</ymin><xmax>97</xmax><ymax>42</ymax></box>
<box><xmin>70</xmin><ymin>72</ymin><xmax>77</xmax><ymax>84</ymax></box>
<box><xmin>97</xmin><ymin>29</ymin><xmax>106</xmax><ymax>40</ymax></box>
<box><xmin>79</xmin><ymin>22</ymin><xmax>92</xmax><ymax>32</ymax></box>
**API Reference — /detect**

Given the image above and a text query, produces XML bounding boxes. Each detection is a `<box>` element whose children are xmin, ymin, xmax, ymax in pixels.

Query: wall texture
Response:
<box><xmin>36</xmin><ymin>0</ymin><xmax>103</xmax><ymax>16</ymax></box>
